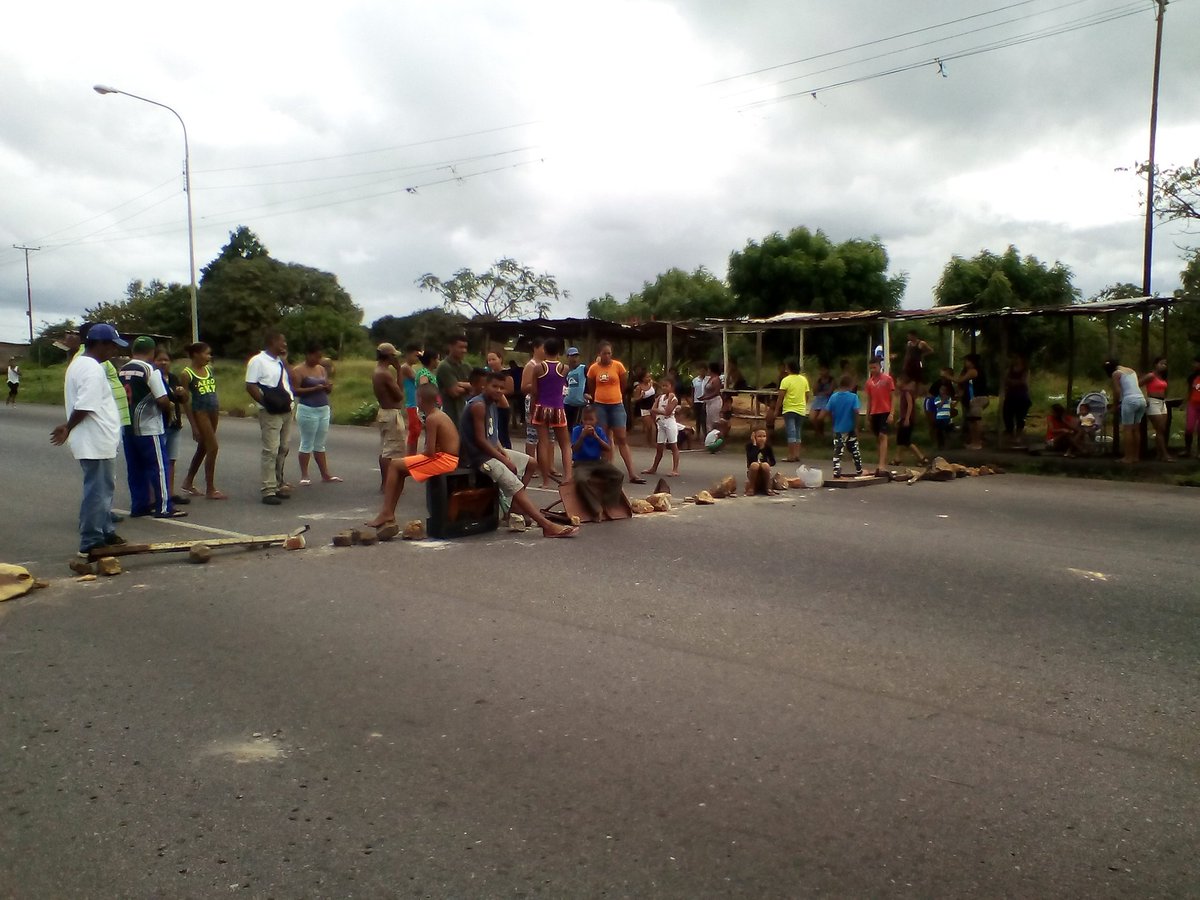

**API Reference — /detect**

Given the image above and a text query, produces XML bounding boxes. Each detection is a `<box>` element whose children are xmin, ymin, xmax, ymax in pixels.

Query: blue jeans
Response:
<box><xmin>79</xmin><ymin>457</ymin><xmax>117</xmax><ymax>552</ymax></box>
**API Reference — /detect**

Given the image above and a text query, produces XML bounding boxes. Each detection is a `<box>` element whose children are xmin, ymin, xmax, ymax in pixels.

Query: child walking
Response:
<box><xmin>642</xmin><ymin>376</ymin><xmax>680</xmax><ymax>476</ymax></box>
<box><xmin>826</xmin><ymin>375</ymin><xmax>864</xmax><ymax>478</ymax></box>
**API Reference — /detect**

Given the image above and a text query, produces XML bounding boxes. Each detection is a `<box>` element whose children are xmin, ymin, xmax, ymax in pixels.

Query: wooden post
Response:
<box><xmin>666</xmin><ymin>322</ymin><xmax>674</xmax><ymax>372</ymax></box>
<box><xmin>799</xmin><ymin>328</ymin><xmax>806</xmax><ymax>370</ymax></box>
<box><xmin>1066</xmin><ymin>315</ymin><xmax>1076</xmax><ymax>412</ymax></box>
<box><xmin>722</xmin><ymin>327</ymin><xmax>730</xmax><ymax>380</ymax></box>
<box><xmin>755</xmin><ymin>330</ymin><xmax>764</xmax><ymax>390</ymax></box>
<box><xmin>949</xmin><ymin>328</ymin><xmax>956</xmax><ymax>368</ymax></box>
<box><xmin>1161</xmin><ymin>304</ymin><xmax>1169</xmax><ymax>360</ymax></box>
<box><xmin>882</xmin><ymin>321</ymin><xmax>891</xmax><ymax>374</ymax></box>
<box><xmin>998</xmin><ymin>320</ymin><xmax>1009</xmax><ymax>447</ymax></box>
<box><xmin>1106</xmin><ymin>313</ymin><xmax>1115</xmax><ymax>357</ymax></box>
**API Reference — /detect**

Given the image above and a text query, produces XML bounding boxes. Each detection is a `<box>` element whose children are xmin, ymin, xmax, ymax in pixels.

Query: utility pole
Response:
<box><xmin>1140</xmin><ymin>0</ymin><xmax>1168</xmax><ymax>370</ymax></box>
<box><xmin>12</xmin><ymin>244</ymin><xmax>40</xmax><ymax>344</ymax></box>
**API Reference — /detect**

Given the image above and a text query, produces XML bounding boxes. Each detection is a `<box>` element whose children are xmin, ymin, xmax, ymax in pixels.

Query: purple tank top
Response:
<box><xmin>536</xmin><ymin>362</ymin><xmax>566</xmax><ymax>409</ymax></box>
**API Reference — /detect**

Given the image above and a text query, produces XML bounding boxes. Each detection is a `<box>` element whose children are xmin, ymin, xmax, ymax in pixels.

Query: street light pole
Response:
<box><xmin>93</xmin><ymin>85</ymin><xmax>199</xmax><ymax>343</ymax></box>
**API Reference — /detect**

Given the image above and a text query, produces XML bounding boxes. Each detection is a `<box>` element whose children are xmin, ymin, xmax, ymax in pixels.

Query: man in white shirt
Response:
<box><xmin>691</xmin><ymin>365</ymin><xmax>708</xmax><ymax>437</ymax></box>
<box><xmin>51</xmin><ymin>324</ymin><xmax>128</xmax><ymax>556</ymax></box>
<box><xmin>245</xmin><ymin>330</ymin><xmax>295</xmax><ymax>505</ymax></box>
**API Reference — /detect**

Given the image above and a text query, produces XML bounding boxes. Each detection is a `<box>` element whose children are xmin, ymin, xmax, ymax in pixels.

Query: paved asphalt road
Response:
<box><xmin>1</xmin><ymin>404</ymin><xmax>1196</xmax><ymax>897</ymax></box>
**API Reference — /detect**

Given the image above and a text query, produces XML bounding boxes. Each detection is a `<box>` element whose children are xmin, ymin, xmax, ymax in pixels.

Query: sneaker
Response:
<box><xmin>262</xmin><ymin>495</ymin><xmax>283</xmax><ymax>506</ymax></box>
<box><xmin>275</xmin><ymin>492</ymin><xmax>292</xmax><ymax>500</ymax></box>
<box><xmin>170</xmin><ymin>494</ymin><xmax>191</xmax><ymax>505</ymax></box>
<box><xmin>103</xmin><ymin>533</ymin><xmax>126</xmax><ymax>545</ymax></box>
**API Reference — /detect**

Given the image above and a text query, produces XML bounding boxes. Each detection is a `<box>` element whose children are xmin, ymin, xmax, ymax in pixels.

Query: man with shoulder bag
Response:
<box><xmin>245</xmin><ymin>330</ymin><xmax>296</xmax><ymax>505</ymax></box>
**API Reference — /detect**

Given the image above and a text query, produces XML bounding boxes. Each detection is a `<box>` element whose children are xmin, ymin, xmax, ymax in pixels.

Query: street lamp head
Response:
<box><xmin>93</xmin><ymin>84</ymin><xmax>119</xmax><ymax>95</ymax></box>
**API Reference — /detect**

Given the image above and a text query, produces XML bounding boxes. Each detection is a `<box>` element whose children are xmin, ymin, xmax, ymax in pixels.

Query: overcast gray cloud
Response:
<box><xmin>2</xmin><ymin>0</ymin><xmax>1197</xmax><ymax>343</ymax></box>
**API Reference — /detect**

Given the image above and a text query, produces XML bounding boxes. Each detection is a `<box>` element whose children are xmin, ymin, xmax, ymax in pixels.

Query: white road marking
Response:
<box><xmin>1066</xmin><ymin>567</ymin><xmax>1110</xmax><ymax>582</ymax></box>
<box><xmin>111</xmin><ymin>510</ymin><xmax>251</xmax><ymax>539</ymax></box>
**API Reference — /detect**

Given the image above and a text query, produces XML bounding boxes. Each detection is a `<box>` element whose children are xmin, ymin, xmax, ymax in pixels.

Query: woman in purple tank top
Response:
<box><xmin>531</xmin><ymin>337</ymin><xmax>573</xmax><ymax>487</ymax></box>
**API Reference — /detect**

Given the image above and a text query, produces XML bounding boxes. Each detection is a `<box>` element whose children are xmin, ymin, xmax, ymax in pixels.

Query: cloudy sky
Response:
<box><xmin>2</xmin><ymin>0</ymin><xmax>1197</xmax><ymax>343</ymax></box>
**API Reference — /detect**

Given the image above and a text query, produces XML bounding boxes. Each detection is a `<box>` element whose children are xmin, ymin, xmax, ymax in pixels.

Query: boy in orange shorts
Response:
<box><xmin>366</xmin><ymin>384</ymin><xmax>459</xmax><ymax>528</ymax></box>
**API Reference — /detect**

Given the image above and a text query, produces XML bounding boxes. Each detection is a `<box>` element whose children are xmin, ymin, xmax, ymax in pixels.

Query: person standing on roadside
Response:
<box><xmin>586</xmin><ymin>341</ymin><xmax>645</xmax><ymax>484</ymax></box>
<box><xmin>120</xmin><ymin>336</ymin><xmax>185</xmax><ymax>518</ymax></box>
<box><xmin>400</xmin><ymin>343</ymin><xmax>423</xmax><ymax>454</ymax></box>
<box><xmin>180</xmin><ymin>341</ymin><xmax>226</xmax><ymax>500</ymax></box>
<box><xmin>564</xmin><ymin>347</ymin><xmax>588</xmax><ymax>430</ymax></box>
<box><xmin>437</xmin><ymin>335</ymin><xmax>473</xmax><ymax>426</ymax></box>
<box><xmin>1184</xmin><ymin>356</ymin><xmax>1200</xmax><ymax>459</ymax></box>
<box><xmin>5</xmin><ymin>358</ymin><xmax>19</xmax><ymax>405</ymax></box>
<box><xmin>292</xmin><ymin>342</ymin><xmax>341</xmax><ymax>485</ymax></box>
<box><xmin>372</xmin><ymin>343</ymin><xmax>405</xmax><ymax>490</ymax></box>
<box><xmin>774</xmin><ymin>358</ymin><xmax>811</xmax><ymax>462</ymax></box>
<box><xmin>245</xmin><ymin>329</ymin><xmax>295</xmax><ymax>505</ymax></box>
<box><xmin>1140</xmin><ymin>357</ymin><xmax>1174</xmax><ymax>463</ymax></box>
<box><xmin>50</xmin><ymin>324</ymin><xmax>128</xmax><ymax>558</ymax></box>
<box><xmin>154</xmin><ymin>346</ymin><xmax>189</xmax><ymax>508</ymax></box>
<box><xmin>865</xmin><ymin>357</ymin><xmax>895</xmax><ymax>475</ymax></box>
<box><xmin>1103</xmin><ymin>359</ymin><xmax>1146</xmax><ymax>466</ymax></box>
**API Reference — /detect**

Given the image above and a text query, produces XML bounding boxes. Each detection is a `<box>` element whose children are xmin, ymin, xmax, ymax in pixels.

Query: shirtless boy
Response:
<box><xmin>366</xmin><ymin>384</ymin><xmax>460</xmax><ymax>528</ymax></box>
<box><xmin>372</xmin><ymin>343</ymin><xmax>406</xmax><ymax>488</ymax></box>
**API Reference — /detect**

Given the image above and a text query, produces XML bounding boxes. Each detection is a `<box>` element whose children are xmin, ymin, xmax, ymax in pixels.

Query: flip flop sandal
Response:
<box><xmin>206</xmin><ymin>490</ymin><xmax>228</xmax><ymax>500</ymax></box>
<box><xmin>323</xmin><ymin>476</ymin><xmax>344</xmax><ymax>483</ymax></box>
<box><xmin>299</xmin><ymin>478</ymin><xmax>312</xmax><ymax>486</ymax></box>
<box><xmin>546</xmin><ymin>525</ymin><xmax>579</xmax><ymax>539</ymax></box>
<box><xmin>182</xmin><ymin>485</ymin><xmax>203</xmax><ymax>496</ymax></box>
<box><xmin>158</xmin><ymin>509</ymin><xmax>189</xmax><ymax>518</ymax></box>
<box><xmin>629</xmin><ymin>476</ymin><xmax>647</xmax><ymax>484</ymax></box>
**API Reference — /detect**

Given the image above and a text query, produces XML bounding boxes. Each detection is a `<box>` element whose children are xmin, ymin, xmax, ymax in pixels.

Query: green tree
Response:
<box><xmin>198</xmin><ymin>226</ymin><xmax>364</xmax><ymax>358</ymax></box>
<box><xmin>727</xmin><ymin>227</ymin><xmax>906</xmax><ymax>318</ymax></box>
<box><xmin>1133</xmin><ymin>158</ymin><xmax>1200</xmax><ymax>233</ymax></box>
<box><xmin>83</xmin><ymin>279</ymin><xmax>191</xmax><ymax>342</ymax></box>
<box><xmin>417</xmin><ymin>257</ymin><xmax>565</xmax><ymax>320</ymax></box>
<box><xmin>935</xmin><ymin>245</ymin><xmax>1078</xmax><ymax>370</ymax></box>
<box><xmin>587</xmin><ymin>267</ymin><xmax>734</xmax><ymax>323</ymax></box>
<box><xmin>369</xmin><ymin>308</ymin><xmax>468</xmax><ymax>352</ymax></box>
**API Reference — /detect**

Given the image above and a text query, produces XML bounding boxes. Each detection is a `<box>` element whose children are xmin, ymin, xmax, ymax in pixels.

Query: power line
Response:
<box><xmin>738</xmin><ymin>1</ymin><xmax>1151</xmax><ymax>110</ymax></box>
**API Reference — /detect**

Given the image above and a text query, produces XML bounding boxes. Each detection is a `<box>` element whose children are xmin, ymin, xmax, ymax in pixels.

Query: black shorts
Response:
<box><xmin>896</xmin><ymin>423</ymin><xmax>913</xmax><ymax>445</ymax></box>
<box><xmin>6</xmin><ymin>382</ymin><xmax>16</xmax><ymax>396</ymax></box>
<box><xmin>869</xmin><ymin>413</ymin><xmax>890</xmax><ymax>436</ymax></box>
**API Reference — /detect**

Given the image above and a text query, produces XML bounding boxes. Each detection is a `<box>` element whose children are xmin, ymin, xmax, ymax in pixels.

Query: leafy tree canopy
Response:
<box><xmin>197</xmin><ymin>226</ymin><xmax>363</xmax><ymax>358</ymax></box>
<box><xmin>1132</xmin><ymin>159</ymin><xmax>1200</xmax><ymax>239</ymax></box>
<box><xmin>727</xmin><ymin>227</ymin><xmax>906</xmax><ymax>318</ymax></box>
<box><xmin>83</xmin><ymin>279</ymin><xmax>191</xmax><ymax>340</ymax></box>
<box><xmin>417</xmin><ymin>257</ymin><xmax>565</xmax><ymax>320</ymax></box>
<box><xmin>369</xmin><ymin>308</ymin><xmax>468</xmax><ymax>352</ymax></box>
<box><xmin>586</xmin><ymin>267</ymin><xmax>734</xmax><ymax>322</ymax></box>
<box><xmin>934</xmin><ymin>245</ymin><xmax>1077</xmax><ymax>310</ymax></box>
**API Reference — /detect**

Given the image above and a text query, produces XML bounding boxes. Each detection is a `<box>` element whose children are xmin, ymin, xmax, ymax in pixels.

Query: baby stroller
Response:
<box><xmin>1075</xmin><ymin>391</ymin><xmax>1109</xmax><ymax>453</ymax></box>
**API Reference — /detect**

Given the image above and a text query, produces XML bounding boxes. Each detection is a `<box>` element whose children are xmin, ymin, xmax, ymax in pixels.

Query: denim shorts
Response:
<box><xmin>594</xmin><ymin>402</ymin><xmax>628</xmax><ymax>431</ymax></box>
<box><xmin>1120</xmin><ymin>395</ymin><xmax>1147</xmax><ymax>426</ymax></box>
<box><xmin>783</xmin><ymin>411</ymin><xmax>805</xmax><ymax>443</ymax></box>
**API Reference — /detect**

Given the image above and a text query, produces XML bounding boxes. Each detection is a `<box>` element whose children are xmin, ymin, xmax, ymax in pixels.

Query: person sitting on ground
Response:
<box><xmin>642</xmin><ymin>376</ymin><xmax>680</xmax><ymax>476</ymax></box>
<box><xmin>827</xmin><ymin>375</ymin><xmax>864</xmax><ymax>479</ymax></box>
<box><xmin>745</xmin><ymin>429</ymin><xmax>778</xmax><ymax>496</ymax></box>
<box><xmin>461</xmin><ymin>371</ymin><xmax>578</xmax><ymax>538</ymax></box>
<box><xmin>891</xmin><ymin>373</ymin><xmax>929</xmax><ymax>466</ymax></box>
<box><xmin>366</xmin><ymin>384</ymin><xmax>460</xmax><ymax>529</ymax></box>
<box><xmin>1045</xmin><ymin>403</ymin><xmax>1085</xmax><ymax>457</ymax></box>
<box><xmin>704</xmin><ymin>415</ymin><xmax>732</xmax><ymax>453</ymax></box>
<box><xmin>570</xmin><ymin>405</ymin><xmax>626</xmax><ymax>522</ymax></box>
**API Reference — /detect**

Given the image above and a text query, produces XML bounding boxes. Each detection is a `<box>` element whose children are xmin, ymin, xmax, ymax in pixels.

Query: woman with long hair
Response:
<box><xmin>1140</xmin><ymin>357</ymin><xmax>1173</xmax><ymax>462</ymax></box>
<box><xmin>1103</xmin><ymin>358</ymin><xmax>1147</xmax><ymax>465</ymax></box>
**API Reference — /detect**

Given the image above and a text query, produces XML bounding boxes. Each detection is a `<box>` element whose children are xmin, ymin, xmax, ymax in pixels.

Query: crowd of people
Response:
<box><xmin>48</xmin><ymin>321</ymin><xmax>1200</xmax><ymax>558</ymax></box>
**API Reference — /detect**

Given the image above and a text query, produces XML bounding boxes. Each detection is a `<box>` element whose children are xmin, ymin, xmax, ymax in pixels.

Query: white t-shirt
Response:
<box><xmin>692</xmin><ymin>376</ymin><xmax>705</xmax><ymax>402</ymax></box>
<box><xmin>705</xmin><ymin>428</ymin><xmax>723</xmax><ymax>449</ymax></box>
<box><xmin>65</xmin><ymin>354</ymin><xmax>120</xmax><ymax>460</ymax></box>
<box><xmin>245</xmin><ymin>351</ymin><xmax>294</xmax><ymax>397</ymax></box>
<box><xmin>7</xmin><ymin>365</ymin><xmax>19</xmax><ymax>384</ymax></box>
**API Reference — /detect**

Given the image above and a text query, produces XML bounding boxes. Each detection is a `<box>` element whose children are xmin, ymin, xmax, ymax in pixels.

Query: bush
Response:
<box><xmin>349</xmin><ymin>400</ymin><xmax>379</xmax><ymax>426</ymax></box>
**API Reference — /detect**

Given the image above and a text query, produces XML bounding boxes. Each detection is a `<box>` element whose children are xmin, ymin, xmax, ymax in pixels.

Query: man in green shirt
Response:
<box><xmin>436</xmin><ymin>335</ymin><xmax>473</xmax><ymax>425</ymax></box>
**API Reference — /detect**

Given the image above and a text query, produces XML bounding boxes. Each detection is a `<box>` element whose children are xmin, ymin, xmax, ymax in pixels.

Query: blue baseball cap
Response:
<box><xmin>567</xmin><ymin>347</ymin><xmax>580</xmax><ymax>356</ymax></box>
<box><xmin>86</xmin><ymin>323</ymin><xmax>128</xmax><ymax>347</ymax></box>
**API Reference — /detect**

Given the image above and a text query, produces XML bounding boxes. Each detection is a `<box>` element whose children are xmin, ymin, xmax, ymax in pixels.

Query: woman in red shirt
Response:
<box><xmin>1139</xmin><ymin>357</ymin><xmax>1173</xmax><ymax>462</ymax></box>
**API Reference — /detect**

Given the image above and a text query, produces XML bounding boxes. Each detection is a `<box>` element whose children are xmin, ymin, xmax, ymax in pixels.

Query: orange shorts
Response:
<box><xmin>403</xmin><ymin>452</ymin><xmax>458</xmax><ymax>482</ymax></box>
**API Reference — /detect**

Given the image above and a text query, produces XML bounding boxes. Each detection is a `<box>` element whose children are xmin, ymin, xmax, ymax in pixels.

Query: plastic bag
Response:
<box><xmin>796</xmin><ymin>465</ymin><xmax>823</xmax><ymax>488</ymax></box>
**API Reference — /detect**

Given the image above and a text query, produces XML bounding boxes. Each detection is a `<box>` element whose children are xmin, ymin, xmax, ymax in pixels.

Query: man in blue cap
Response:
<box><xmin>51</xmin><ymin>324</ymin><xmax>129</xmax><ymax>558</ymax></box>
<box><xmin>564</xmin><ymin>346</ymin><xmax>588</xmax><ymax>431</ymax></box>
